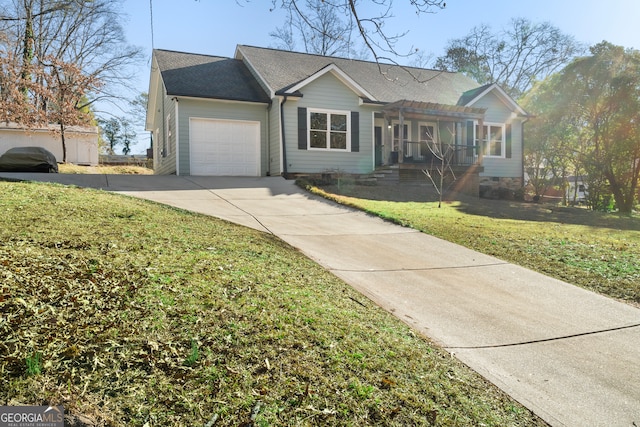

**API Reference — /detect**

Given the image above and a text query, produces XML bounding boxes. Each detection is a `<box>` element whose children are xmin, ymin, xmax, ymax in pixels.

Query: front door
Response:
<box><xmin>374</xmin><ymin>126</ymin><xmax>382</xmax><ymax>166</ymax></box>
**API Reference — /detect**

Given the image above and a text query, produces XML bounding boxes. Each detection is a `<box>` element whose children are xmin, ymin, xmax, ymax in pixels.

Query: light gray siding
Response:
<box><xmin>471</xmin><ymin>91</ymin><xmax>523</xmax><ymax>178</ymax></box>
<box><xmin>283</xmin><ymin>73</ymin><xmax>374</xmax><ymax>174</ymax></box>
<box><xmin>268</xmin><ymin>98</ymin><xmax>281</xmax><ymax>175</ymax></box>
<box><xmin>177</xmin><ymin>98</ymin><xmax>268</xmax><ymax>176</ymax></box>
<box><xmin>153</xmin><ymin>83</ymin><xmax>177</xmax><ymax>175</ymax></box>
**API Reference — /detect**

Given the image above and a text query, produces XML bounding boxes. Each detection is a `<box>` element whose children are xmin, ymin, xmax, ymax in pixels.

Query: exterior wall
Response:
<box><xmin>470</xmin><ymin>91</ymin><xmax>523</xmax><ymax>181</ymax></box>
<box><xmin>177</xmin><ymin>98</ymin><xmax>268</xmax><ymax>176</ymax></box>
<box><xmin>0</xmin><ymin>125</ymin><xmax>98</xmax><ymax>165</ymax></box>
<box><xmin>268</xmin><ymin>98</ymin><xmax>281</xmax><ymax>175</ymax></box>
<box><xmin>151</xmin><ymin>80</ymin><xmax>177</xmax><ymax>175</ymax></box>
<box><xmin>283</xmin><ymin>73</ymin><xmax>374</xmax><ymax>174</ymax></box>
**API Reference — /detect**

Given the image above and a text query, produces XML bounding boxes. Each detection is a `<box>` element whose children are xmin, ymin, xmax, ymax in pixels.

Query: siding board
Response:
<box><xmin>283</xmin><ymin>73</ymin><xmax>374</xmax><ymax>174</ymax></box>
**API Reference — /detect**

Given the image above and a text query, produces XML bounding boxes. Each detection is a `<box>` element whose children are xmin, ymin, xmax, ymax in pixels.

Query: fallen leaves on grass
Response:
<box><xmin>0</xmin><ymin>181</ymin><xmax>546</xmax><ymax>426</ymax></box>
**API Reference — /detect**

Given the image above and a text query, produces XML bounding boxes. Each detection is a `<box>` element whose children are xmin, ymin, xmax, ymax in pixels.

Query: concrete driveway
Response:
<box><xmin>2</xmin><ymin>173</ymin><xmax>640</xmax><ymax>427</ymax></box>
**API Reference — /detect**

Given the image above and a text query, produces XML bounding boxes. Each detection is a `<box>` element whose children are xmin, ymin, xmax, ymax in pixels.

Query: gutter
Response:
<box><xmin>280</xmin><ymin>95</ymin><xmax>288</xmax><ymax>177</ymax></box>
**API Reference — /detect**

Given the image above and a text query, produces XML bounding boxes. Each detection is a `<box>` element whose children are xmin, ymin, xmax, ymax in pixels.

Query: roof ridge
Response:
<box><xmin>154</xmin><ymin>48</ymin><xmax>233</xmax><ymax>61</ymax></box>
<box><xmin>237</xmin><ymin>44</ymin><xmax>457</xmax><ymax>75</ymax></box>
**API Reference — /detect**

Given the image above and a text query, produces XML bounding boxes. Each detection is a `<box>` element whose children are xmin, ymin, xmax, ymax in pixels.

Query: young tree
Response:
<box><xmin>98</xmin><ymin>117</ymin><xmax>121</xmax><ymax>154</ymax></box>
<box><xmin>524</xmin><ymin>42</ymin><xmax>640</xmax><ymax>213</ymax></box>
<box><xmin>435</xmin><ymin>18</ymin><xmax>584</xmax><ymax>98</ymax></box>
<box><xmin>120</xmin><ymin>118</ymin><xmax>136</xmax><ymax>155</ymax></box>
<box><xmin>42</xmin><ymin>55</ymin><xmax>101</xmax><ymax>162</ymax></box>
<box><xmin>98</xmin><ymin>115</ymin><xmax>137</xmax><ymax>155</ymax></box>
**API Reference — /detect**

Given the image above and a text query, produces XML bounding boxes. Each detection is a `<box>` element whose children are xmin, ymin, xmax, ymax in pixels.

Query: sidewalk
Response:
<box><xmin>3</xmin><ymin>173</ymin><xmax>640</xmax><ymax>426</ymax></box>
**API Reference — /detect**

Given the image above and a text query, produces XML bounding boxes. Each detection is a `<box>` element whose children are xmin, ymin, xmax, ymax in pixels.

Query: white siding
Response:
<box><xmin>0</xmin><ymin>126</ymin><xmax>98</xmax><ymax>165</ymax></box>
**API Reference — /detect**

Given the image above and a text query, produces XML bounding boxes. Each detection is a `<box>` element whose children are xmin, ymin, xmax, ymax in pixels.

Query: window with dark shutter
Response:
<box><xmin>304</xmin><ymin>108</ymin><xmax>351</xmax><ymax>151</ymax></box>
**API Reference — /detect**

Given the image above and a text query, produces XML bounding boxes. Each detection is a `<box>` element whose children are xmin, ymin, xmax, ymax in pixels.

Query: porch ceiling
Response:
<box><xmin>383</xmin><ymin>99</ymin><xmax>486</xmax><ymax>120</ymax></box>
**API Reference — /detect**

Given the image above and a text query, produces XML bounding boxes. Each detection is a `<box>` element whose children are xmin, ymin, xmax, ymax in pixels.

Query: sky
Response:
<box><xmin>118</xmin><ymin>0</ymin><xmax>640</xmax><ymax>153</ymax></box>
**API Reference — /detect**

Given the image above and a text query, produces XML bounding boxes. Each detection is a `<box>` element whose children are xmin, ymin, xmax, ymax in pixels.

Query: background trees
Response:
<box><xmin>522</xmin><ymin>42</ymin><xmax>640</xmax><ymax>213</ymax></box>
<box><xmin>268</xmin><ymin>0</ymin><xmax>446</xmax><ymax>63</ymax></box>
<box><xmin>0</xmin><ymin>0</ymin><xmax>143</xmax><ymax>160</ymax></box>
<box><xmin>270</xmin><ymin>0</ymin><xmax>361</xmax><ymax>57</ymax></box>
<box><xmin>435</xmin><ymin>18</ymin><xmax>584</xmax><ymax>98</ymax></box>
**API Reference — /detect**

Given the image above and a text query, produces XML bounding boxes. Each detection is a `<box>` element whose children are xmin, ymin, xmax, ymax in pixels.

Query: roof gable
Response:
<box><xmin>153</xmin><ymin>49</ymin><xmax>270</xmax><ymax>103</ymax></box>
<box><xmin>282</xmin><ymin>63</ymin><xmax>376</xmax><ymax>100</ymax></box>
<box><xmin>461</xmin><ymin>83</ymin><xmax>528</xmax><ymax>117</ymax></box>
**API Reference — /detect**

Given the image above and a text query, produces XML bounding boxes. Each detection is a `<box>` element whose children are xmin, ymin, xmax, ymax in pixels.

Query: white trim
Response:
<box><xmin>475</xmin><ymin>121</ymin><xmax>506</xmax><ymax>159</ymax></box>
<box><xmin>391</xmin><ymin>120</ymin><xmax>411</xmax><ymax>152</ymax></box>
<box><xmin>286</xmin><ymin>64</ymin><xmax>377</xmax><ymax>101</ymax></box>
<box><xmin>169</xmin><ymin>94</ymin><xmax>270</xmax><ymax>106</ymax></box>
<box><xmin>146</xmin><ymin>55</ymin><xmax>160</xmax><ymax>131</ymax></box>
<box><xmin>464</xmin><ymin>83</ymin><xmax>527</xmax><ymax>116</ymax></box>
<box><xmin>307</xmin><ymin>108</ymin><xmax>351</xmax><ymax>151</ymax></box>
<box><xmin>371</xmin><ymin>112</ymin><xmax>377</xmax><ymax>169</ymax></box>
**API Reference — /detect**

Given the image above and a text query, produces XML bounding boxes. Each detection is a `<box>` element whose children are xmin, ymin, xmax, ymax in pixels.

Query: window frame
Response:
<box><xmin>475</xmin><ymin>122</ymin><xmax>506</xmax><ymax>158</ymax></box>
<box><xmin>307</xmin><ymin>108</ymin><xmax>351</xmax><ymax>151</ymax></box>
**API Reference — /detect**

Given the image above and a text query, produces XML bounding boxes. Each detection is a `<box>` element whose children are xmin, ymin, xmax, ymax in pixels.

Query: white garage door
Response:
<box><xmin>190</xmin><ymin>118</ymin><xmax>260</xmax><ymax>176</ymax></box>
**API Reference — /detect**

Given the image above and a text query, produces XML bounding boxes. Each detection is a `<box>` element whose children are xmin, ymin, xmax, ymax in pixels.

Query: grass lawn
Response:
<box><xmin>0</xmin><ymin>181</ymin><xmax>546</xmax><ymax>426</ymax></box>
<box><xmin>308</xmin><ymin>183</ymin><xmax>640</xmax><ymax>308</ymax></box>
<box><xmin>58</xmin><ymin>164</ymin><xmax>153</xmax><ymax>175</ymax></box>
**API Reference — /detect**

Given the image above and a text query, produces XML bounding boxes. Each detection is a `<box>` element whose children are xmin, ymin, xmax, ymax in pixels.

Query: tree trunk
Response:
<box><xmin>60</xmin><ymin>122</ymin><xmax>67</xmax><ymax>163</ymax></box>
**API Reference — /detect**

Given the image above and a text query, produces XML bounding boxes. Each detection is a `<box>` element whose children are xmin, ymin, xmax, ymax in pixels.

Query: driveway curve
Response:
<box><xmin>2</xmin><ymin>173</ymin><xmax>639</xmax><ymax>427</ymax></box>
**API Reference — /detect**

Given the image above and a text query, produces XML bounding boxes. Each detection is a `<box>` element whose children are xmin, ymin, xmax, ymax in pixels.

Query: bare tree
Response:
<box><xmin>0</xmin><ymin>0</ymin><xmax>143</xmax><ymax>160</ymax></box>
<box><xmin>435</xmin><ymin>18</ymin><xmax>584</xmax><ymax>98</ymax></box>
<box><xmin>266</xmin><ymin>1</ymin><xmax>447</xmax><ymax>64</ymax></box>
<box><xmin>270</xmin><ymin>0</ymin><xmax>360</xmax><ymax>57</ymax></box>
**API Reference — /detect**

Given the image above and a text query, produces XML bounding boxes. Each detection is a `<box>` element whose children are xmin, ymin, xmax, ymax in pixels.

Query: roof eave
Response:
<box><xmin>463</xmin><ymin>83</ymin><xmax>528</xmax><ymax>117</ymax></box>
<box><xmin>283</xmin><ymin>63</ymin><xmax>377</xmax><ymax>101</ymax></box>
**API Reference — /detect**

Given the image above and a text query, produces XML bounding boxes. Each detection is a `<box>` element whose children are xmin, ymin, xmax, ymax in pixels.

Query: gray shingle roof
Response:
<box><xmin>236</xmin><ymin>45</ymin><xmax>480</xmax><ymax>105</ymax></box>
<box><xmin>153</xmin><ymin>49</ymin><xmax>270</xmax><ymax>103</ymax></box>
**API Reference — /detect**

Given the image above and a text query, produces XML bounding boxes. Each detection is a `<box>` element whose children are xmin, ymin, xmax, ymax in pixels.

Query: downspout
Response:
<box><xmin>266</xmin><ymin>106</ymin><xmax>270</xmax><ymax>176</ymax></box>
<box><xmin>280</xmin><ymin>95</ymin><xmax>288</xmax><ymax>177</ymax></box>
<box><xmin>173</xmin><ymin>97</ymin><xmax>180</xmax><ymax>175</ymax></box>
<box><xmin>521</xmin><ymin>120</ymin><xmax>526</xmax><ymax>191</ymax></box>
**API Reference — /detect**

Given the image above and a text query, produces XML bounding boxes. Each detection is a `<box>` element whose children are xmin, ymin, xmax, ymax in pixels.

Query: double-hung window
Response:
<box><xmin>476</xmin><ymin>123</ymin><xmax>505</xmax><ymax>158</ymax></box>
<box><xmin>309</xmin><ymin>109</ymin><xmax>350</xmax><ymax>150</ymax></box>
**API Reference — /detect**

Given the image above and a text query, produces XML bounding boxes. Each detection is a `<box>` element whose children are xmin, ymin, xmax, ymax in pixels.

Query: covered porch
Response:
<box><xmin>379</xmin><ymin>100</ymin><xmax>486</xmax><ymax>166</ymax></box>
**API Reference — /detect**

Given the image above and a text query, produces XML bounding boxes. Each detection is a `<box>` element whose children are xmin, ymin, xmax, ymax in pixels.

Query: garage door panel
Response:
<box><xmin>190</xmin><ymin>118</ymin><xmax>260</xmax><ymax>176</ymax></box>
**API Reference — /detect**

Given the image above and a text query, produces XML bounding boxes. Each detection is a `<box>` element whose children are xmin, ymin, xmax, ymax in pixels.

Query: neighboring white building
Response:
<box><xmin>567</xmin><ymin>176</ymin><xmax>588</xmax><ymax>204</ymax></box>
<box><xmin>0</xmin><ymin>123</ymin><xmax>99</xmax><ymax>165</ymax></box>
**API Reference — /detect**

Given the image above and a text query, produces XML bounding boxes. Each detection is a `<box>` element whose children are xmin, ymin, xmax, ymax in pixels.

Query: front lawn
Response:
<box><xmin>308</xmin><ymin>183</ymin><xmax>640</xmax><ymax>307</ymax></box>
<box><xmin>0</xmin><ymin>181</ymin><xmax>546</xmax><ymax>426</ymax></box>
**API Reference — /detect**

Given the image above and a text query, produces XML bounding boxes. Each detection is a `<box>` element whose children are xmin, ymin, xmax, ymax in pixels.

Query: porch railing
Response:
<box><xmin>400</xmin><ymin>141</ymin><xmax>479</xmax><ymax>167</ymax></box>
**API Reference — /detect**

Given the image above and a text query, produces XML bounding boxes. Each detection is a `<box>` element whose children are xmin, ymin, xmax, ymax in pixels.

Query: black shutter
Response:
<box><xmin>505</xmin><ymin>123</ymin><xmax>512</xmax><ymax>158</ymax></box>
<box><xmin>298</xmin><ymin>107</ymin><xmax>307</xmax><ymax>150</ymax></box>
<box><xmin>351</xmin><ymin>111</ymin><xmax>359</xmax><ymax>152</ymax></box>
